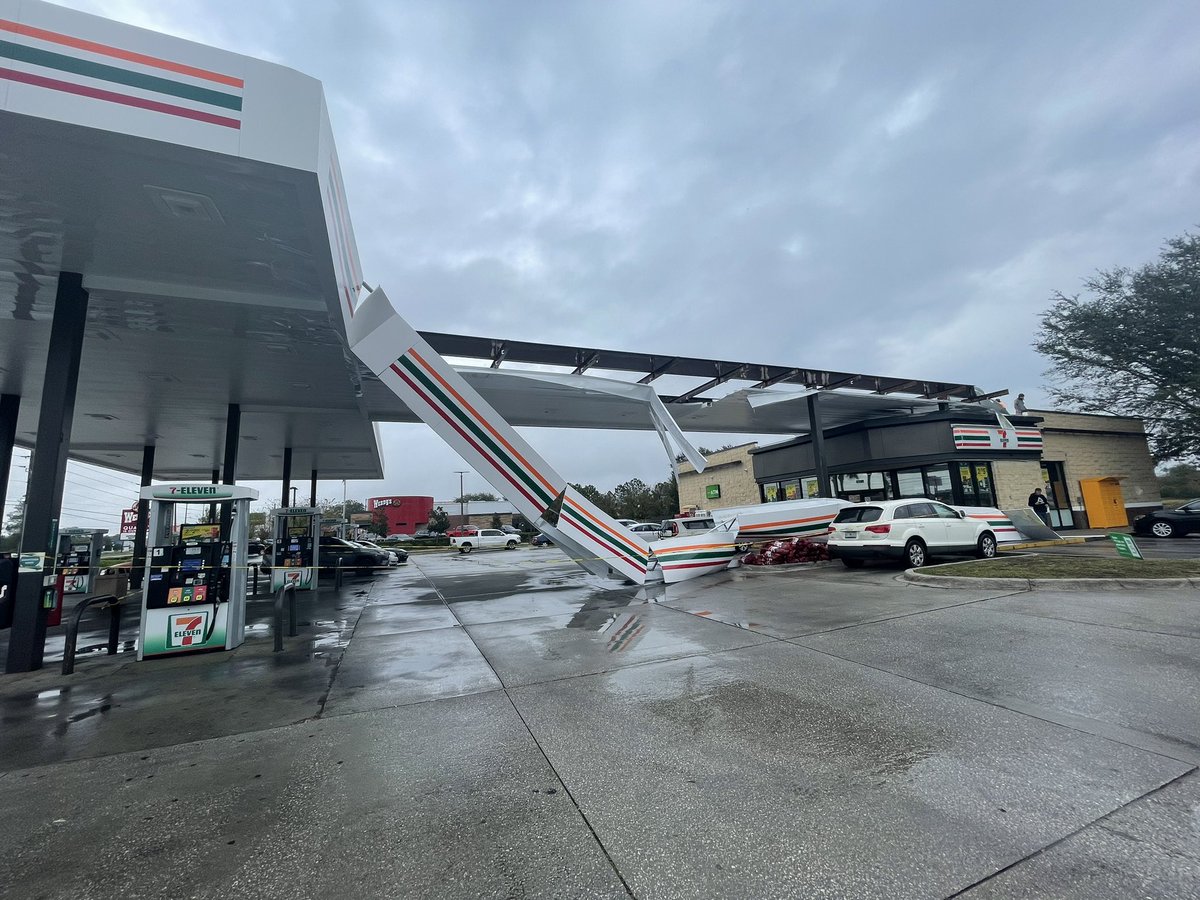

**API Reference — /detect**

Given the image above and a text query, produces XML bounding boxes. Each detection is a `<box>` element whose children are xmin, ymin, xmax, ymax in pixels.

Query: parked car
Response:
<box><xmin>355</xmin><ymin>539</ymin><xmax>408</xmax><ymax>565</ymax></box>
<box><xmin>446</xmin><ymin>525</ymin><xmax>473</xmax><ymax>538</ymax></box>
<box><xmin>530</xmin><ymin>533</ymin><xmax>553</xmax><ymax>547</ymax></box>
<box><xmin>1132</xmin><ymin>500</ymin><xmax>1200</xmax><ymax>538</ymax></box>
<box><xmin>246</xmin><ymin>540</ymin><xmax>266</xmax><ymax>568</ymax></box>
<box><xmin>413</xmin><ymin>530</ymin><xmax>433</xmax><ymax>539</ymax></box>
<box><xmin>385</xmin><ymin>533</ymin><xmax>415</xmax><ymax>543</ymax></box>
<box><xmin>318</xmin><ymin>536</ymin><xmax>389</xmax><ymax>575</ymax></box>
<box><xmin>826</xmin><ymin>499</ymin><xmax>998</xmax><ymax>569</ymax></box>
<box><xmin>626</xmin><ymin>522</ymin><xmax>664</xmax><ymax>538</ymax></box>
<box><xmin>451</xmin><ymin>528</ymin><xmax>519</xmax><ymax>553</ymax></box>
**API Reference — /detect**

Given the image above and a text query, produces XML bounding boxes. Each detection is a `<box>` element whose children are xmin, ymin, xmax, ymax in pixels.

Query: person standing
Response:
<box><xmin>1014</xmin><ymin>393</ymin><xmax>1028</xmax><ymax>414</ymax></box>
<box><xmin>1028</xmin><ymin>487</ymin><xmax>1050</xmax><ymax>525</ymax></box>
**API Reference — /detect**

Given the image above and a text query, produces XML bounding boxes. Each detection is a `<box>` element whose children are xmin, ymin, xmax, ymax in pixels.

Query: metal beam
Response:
<box><xmin>7</xmin><ymin>272</ymin><xmax>88</xmax><ymax>673</ymax></box>
<box><xmin>572</xmin><ymin>351</ymin><xmax>599</xmax><ymax>375</ymax></box>
<box><xmin>281</xmin><ymin>446</ymin><xmax>293</xmax><ymax>507</ymax></box>
<box><xmin>671</xmin><ymin>365</ymin><xmax>747</xmax><ymax>404</ymax></box>
<box><xmin>0</xmin><ymin>394</ymin><xmax>19</xmax><ymax>528</ymax></box>
<box><xmin>219</xmin><ymin>403</ymin><xmax>240</xmax><ymax>534</ymax></box>
<box><xmin>130</xmin><ymin>444</ymin><xmax>155</xmax><ymax>590</ymax></box>
<box><xmin>751</xmin><ymin>368</ymin><xmax>799</xmax><ymax>389</ymax></box>
<box><xmin>490</xmin><ymin>341</ymin><xmax>507</xmax><ymax>369</ymax></box>
<box><xmin>807</xmin><ymin>392</ymin><xmax>831</xmax><ymax>498</ymax></box>
<box><xmin>638</xmin><ymin>357</ymin><xmax>678</xmax><ymax>384</ymax></box>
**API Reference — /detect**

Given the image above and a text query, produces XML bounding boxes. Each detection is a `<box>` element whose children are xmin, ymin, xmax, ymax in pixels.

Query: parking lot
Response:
<box><xmin>1</xmin><ymin>546</ymin><xmax>1198</xmax><ymax>898</ymax></box>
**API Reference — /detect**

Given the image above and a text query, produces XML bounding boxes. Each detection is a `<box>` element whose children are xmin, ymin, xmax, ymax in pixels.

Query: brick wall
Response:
<box><xmin>990</xmin><ymin>459</ymin><xmax>1044</xmax><ymax>509</ymax></box>
<box><xmin>677</xmin><ymin>444</ymin><xmax>760</xmax><ymax>511</ymax></box>
<box><xmin>1034</xmin><ymin>409</ymin><xmax>1160</xmax><ymax>512</ymax></box>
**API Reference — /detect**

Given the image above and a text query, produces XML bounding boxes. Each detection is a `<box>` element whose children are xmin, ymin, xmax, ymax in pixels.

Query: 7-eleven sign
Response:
<box><xmin>167</xmin><ymin>611</ymin><xmax>209</xmax><ymax>648</ymax></box>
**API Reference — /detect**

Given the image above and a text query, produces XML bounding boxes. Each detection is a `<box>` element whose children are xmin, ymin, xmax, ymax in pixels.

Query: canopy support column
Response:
<box><xmin>7</xmin><ymin>272</ymin><xmax>88</xmax><ymax>673</ymax></box>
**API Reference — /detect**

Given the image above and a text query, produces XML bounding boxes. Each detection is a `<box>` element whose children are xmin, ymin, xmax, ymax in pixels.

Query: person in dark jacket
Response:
<box><xmin>1028</xmin><ymin>488</ymin><xmax>1050</xmax><ymax>525</ymax></box>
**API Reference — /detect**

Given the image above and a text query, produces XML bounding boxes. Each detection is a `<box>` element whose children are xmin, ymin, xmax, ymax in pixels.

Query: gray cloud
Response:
<box><xmin>48</xmin><ymin>0</ymin><xmax>1200</xmax><ymax>507</ymax></box>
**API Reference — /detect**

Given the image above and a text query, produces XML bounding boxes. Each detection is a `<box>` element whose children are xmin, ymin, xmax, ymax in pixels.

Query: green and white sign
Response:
<box><xmin>1109</xmin><ymin>533</ymin><xmax>1143</xmax><ymax>560</ymax></box>
<box><xmin>706</xmin><ymin>484</ymin><xmax>721</xmax><ymax>500</ymax></box>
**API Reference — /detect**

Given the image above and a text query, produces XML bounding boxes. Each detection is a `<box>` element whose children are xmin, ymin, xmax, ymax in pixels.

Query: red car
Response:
<box><xmin>445</xmin><ymin>525</ymin><xmax>477</xmax><ymax>538</ymax></box>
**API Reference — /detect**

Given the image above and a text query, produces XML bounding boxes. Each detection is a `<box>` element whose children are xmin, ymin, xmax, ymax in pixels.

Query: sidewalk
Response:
<box><xmin>1</xmin><ymin>553</ymin><xmax>1197</xmax><ymax>898</ymax></box>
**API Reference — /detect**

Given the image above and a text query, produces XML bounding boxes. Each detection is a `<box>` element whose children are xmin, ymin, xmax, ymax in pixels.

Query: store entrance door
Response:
<box><xmin>1041</xmin><ymin>462</ymin><xmax>1075</xmax><ymax>529</ymax></box>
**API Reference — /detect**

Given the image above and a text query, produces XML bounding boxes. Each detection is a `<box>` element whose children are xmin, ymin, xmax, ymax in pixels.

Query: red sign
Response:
<box><xmin>120</xmin><ymin>506</ymin><xmax>139</xmax><ymax>535</ymax></box>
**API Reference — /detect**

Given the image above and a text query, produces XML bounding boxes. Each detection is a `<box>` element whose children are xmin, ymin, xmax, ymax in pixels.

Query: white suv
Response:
<box><xmin>827</xmin><ymin>499</ymin><xmax>998</xmax><ymax>569</ymax></box>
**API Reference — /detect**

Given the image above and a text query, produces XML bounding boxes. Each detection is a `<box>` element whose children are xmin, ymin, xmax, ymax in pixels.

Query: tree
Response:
<box><xmin>455</xmin><ymin>492</ymin><xmax>498</xmax><ymax>502</ymax></box>
<box><xmin>1158</xmin><ymin>463</ymin><xmax>1200</xmax><ymax>499</ymax></box>
<box><xmin>371</xmin><ymin>508</ymin><xmax>389</xmax><ymax>536</ymax></box>
<box><xmin>318</xmin><ymin>498</ymin><xmax>366</xmax><ymax>518</ymax></box>
<box><xmin>1035</xmin><ymin>231</ymin><xmax>1200</xmax><ymax>462</ymax></box>
<box><xmin>490</xmin><ymin>514</ymin><xmax>503</xmax><ymax>529</ymax></box>
<box><xmin>428</xmin><ymin>506</ymin><xmax>450</xmax><ymax>533</ymax></box>
<box><xmin>570</xmin><ymin>483</ymin><xmax>612</xmax><ymax>513</ymax></box>
<box><xmin>1</xmin><ymin>498</ymin><xmax>23</xmax><ymax>552</ymax></box>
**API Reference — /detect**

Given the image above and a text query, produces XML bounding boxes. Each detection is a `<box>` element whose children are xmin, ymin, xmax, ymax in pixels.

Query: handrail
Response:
<box><xmin>62</xmin><ymin>594</ymin><xmax>122</xmax><ymax>675</ymax></box>
<box><xmin>272</xmin><ymin>582</ymin><xmax>298</xmax><ymax>652</ymax></box>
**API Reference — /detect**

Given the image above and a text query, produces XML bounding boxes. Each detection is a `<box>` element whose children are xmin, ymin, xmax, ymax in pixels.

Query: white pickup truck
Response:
<box><xmin>451</xmin><ymin>527</ymin><xmax>520</xmax><ymax>553</ymax></box>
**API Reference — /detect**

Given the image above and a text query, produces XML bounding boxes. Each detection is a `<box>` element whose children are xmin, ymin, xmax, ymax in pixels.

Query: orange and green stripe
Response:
<box><xmin>0</xmin><ymin>18</ymin><xmax>242</xmax><ymax>129</ymax></box>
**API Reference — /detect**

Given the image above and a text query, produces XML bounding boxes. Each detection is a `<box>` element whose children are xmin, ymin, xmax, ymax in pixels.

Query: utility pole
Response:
<box><xmin>290</xmin><ymin>486</ymin><xmax>298</xmax><ymax>506</ymax></box>
<box><xmin>342</xmin><ymin>479</ymin><xmax>347</xmax><ymax>538</ymax></box>
<box><xmin>454</xmin><ymin>470</ymin><xmax>467</xmax><ymax>526</ymax></box>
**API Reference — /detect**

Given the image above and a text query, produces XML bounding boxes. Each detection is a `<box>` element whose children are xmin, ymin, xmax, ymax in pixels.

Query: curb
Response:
<box><xmin>902</xmin><ymin>570</ymin><xmax>1200</xmax><ymax>591</ymax></box>
<box><xmin>999</xmin><ymin>537</ymin><xmax>1088</xmax><ymax>551</ymax></box>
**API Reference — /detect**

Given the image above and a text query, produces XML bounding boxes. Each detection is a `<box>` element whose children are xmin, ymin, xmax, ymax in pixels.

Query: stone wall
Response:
<box><xmin>677</xmin><ymin>443</ymin><xmax>760</xmax><ymax>511</ymax></box>
<box><xmin>990</xmin><ymin>459</ymin><xmax>1044</xmax><ymax>509</ymax></box>
<box><xmin>1034</xmin><ymin>409</ymin><xmax>1161</xmax><ymax>511</ymax></box>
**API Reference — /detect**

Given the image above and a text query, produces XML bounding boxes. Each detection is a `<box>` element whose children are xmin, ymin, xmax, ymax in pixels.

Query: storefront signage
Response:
<box><xmin>153</xmin><ymin>486</ymin><xmax>234</xmax><ymax>499</ymax></box>
<box><xmin>120</xmin><ymin>506</ymin><xmax>139</xmax><ymax>534</ymax></box>
<box><xmin>706</xmin><ymin>485</ymin><xmax>721</xmax><ymax>500</ymax></box>
<box><xmin>951</xmin><ymin>424</ymin><xmax>1043</xmax><ymax>451</ymax></box>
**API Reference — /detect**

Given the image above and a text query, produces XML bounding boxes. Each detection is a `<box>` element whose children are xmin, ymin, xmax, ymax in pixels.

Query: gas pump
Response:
<box><xmin>137</xmin><ymin>483</ymin><xmax>257</xmax><ymax>660</ymax></box>
<box><xmin>269</xmin><ymin>506</ymin><xmax>320</xmax><ymax>592</ymax></box>
<box><xmin>49</xmin><ymin>529</ymin><xmax>105</xmax><ymax>627</ymax></box>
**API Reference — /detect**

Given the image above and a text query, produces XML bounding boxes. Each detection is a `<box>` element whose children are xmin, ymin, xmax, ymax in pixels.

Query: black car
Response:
<box><xmin>1132</xmin><ymin>500</ymin><xmax>1200</xmax><ymax>538</ymax></box>
<box><xmin>530</xmin><ymin>533</ymin><xmax>553</xmax><ymax>546</ymax></box>
<box><xmin>318</xmin><ymin>536</ymin><xmax>389</xmax><ymax>574</ymax></box>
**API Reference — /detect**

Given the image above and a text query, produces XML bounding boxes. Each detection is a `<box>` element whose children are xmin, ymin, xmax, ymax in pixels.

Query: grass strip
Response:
<box><xmin>918</xmin><ymin>557</ymin><xmax>1200</xmax><ymax>579</ymax></box>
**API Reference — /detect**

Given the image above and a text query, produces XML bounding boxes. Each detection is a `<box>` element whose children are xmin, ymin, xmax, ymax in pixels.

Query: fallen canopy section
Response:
<box><xmin>347</xmin><ymin>287</ymin><xmax>740</xmax><ymax>584</ymax></box>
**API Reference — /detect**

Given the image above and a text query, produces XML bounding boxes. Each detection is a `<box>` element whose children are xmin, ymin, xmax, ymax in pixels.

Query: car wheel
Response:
<box><xmin>977</xmin><ymin>532</ymin><xmax>997</xmax><ymax>559</ymax></box>
<box><xmin>459</xmin><ymin>542</ymin><xmax>472</xmax><ymax>554</ymax></box>
<box><xmin>904</xmin><ymin>539</ymin><xmax>927</xmax><ymax>568</ymax></box>
<box><xmin>505</xmin><ymin>539</ymin><xmax>517</xmax><ymax>549</ymax></box>
<box><xmin>842</xmin><ymin>558</ymin><xmax>865</xmax><ymax>569</ymax></box>
<box><xmin>1150</xmin><ymin>521</ymin><xmax>1175</xmax><ymax>538</ymax></box>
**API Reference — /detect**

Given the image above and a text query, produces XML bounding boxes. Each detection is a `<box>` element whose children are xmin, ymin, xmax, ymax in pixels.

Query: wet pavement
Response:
<box><xmin>0</xmin><ymin>548</ymin><xmax>1198</xmax><ymax>898</ymax></box>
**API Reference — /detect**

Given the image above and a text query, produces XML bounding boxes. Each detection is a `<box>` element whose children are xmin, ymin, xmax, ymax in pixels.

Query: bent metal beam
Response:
<box><xmin>347</xmin><ymin>287</ymin><xmax>741</xmax><ymax>585</ymax></box>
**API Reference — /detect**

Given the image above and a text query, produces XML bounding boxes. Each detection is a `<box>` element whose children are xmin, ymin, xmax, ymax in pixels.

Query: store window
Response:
<box><xmin>896</xmin><ymin>469</ymin><xmax>925</xmax><ymax>499</ymax></box>
<box><xmin>955</xmin><ymin>462</ymin><xmax>996</xmax><ymax>507</ymax></box>
<box><xmin>762</xmin><ymin>483</ymin><xmax>780</xmax><ymax>502</ymax></box>
<box><xmin>924</xmin><ymin>464</ymin><xmax>954</xmax><ymax>504</ymax></box>
<box><xmin>782</xmin><ymin>479</ymin><xmax>800</xmax><ymax>500</ymax></box>
<box><xmin>832</xmin><ymin>471</ymin><xmax>891</xmax><ymax>502</ymax></box>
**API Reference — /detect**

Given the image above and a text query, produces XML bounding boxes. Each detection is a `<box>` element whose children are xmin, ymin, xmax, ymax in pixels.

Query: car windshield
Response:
<box><xmin>833</xmin><ymin>506</ymin><xmax>884</xmax><ymax>524</ymax></box>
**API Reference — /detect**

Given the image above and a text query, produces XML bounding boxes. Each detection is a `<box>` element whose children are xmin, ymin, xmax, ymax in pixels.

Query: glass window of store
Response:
<box><xmin>896</xmin><ymin>469</ymin><xmax>925</xmax><ymax>498</ymax></box>
<box><xmin>924</xmin><ymin>464</ymin><xmax>954</xmax><ymax>504</ymax></box>
<box><xmin>955</xmin><ymin>462</ymin><xmax>996</xmax><ymax>507</ymax></box>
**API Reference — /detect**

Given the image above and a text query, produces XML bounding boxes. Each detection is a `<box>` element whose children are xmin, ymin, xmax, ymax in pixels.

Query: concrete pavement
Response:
<box><xmin>0</xmin><ymin>549</ymin><xmax>1197</xmax><ymax>898</ymax></box>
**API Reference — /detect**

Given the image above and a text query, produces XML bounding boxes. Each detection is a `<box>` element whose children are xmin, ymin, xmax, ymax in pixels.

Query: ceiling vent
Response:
<box><xmin>144</xmin><ymin>186</ymin><xmax>225</xmax><ymax>225</ymax></box>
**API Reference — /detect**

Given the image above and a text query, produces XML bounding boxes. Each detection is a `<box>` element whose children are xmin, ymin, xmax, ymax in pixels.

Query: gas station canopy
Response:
<box><xmin>0</xmin><ymin>1</ymin><xmax>990</xmax><ymax>485</ymax></box>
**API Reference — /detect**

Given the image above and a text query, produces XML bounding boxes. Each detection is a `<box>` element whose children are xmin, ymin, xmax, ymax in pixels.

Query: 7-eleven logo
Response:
<box><xmin>167</xmin><ymin>611</ymin><xmax>209</xmax><ymax>648</ymax></box>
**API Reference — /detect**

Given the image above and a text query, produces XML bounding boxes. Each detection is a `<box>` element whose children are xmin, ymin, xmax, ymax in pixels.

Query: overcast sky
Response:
<box><xmin>11</xmin><ymin>0</ymin><xmax>1200</xmax><ymax>530</ymax></box>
